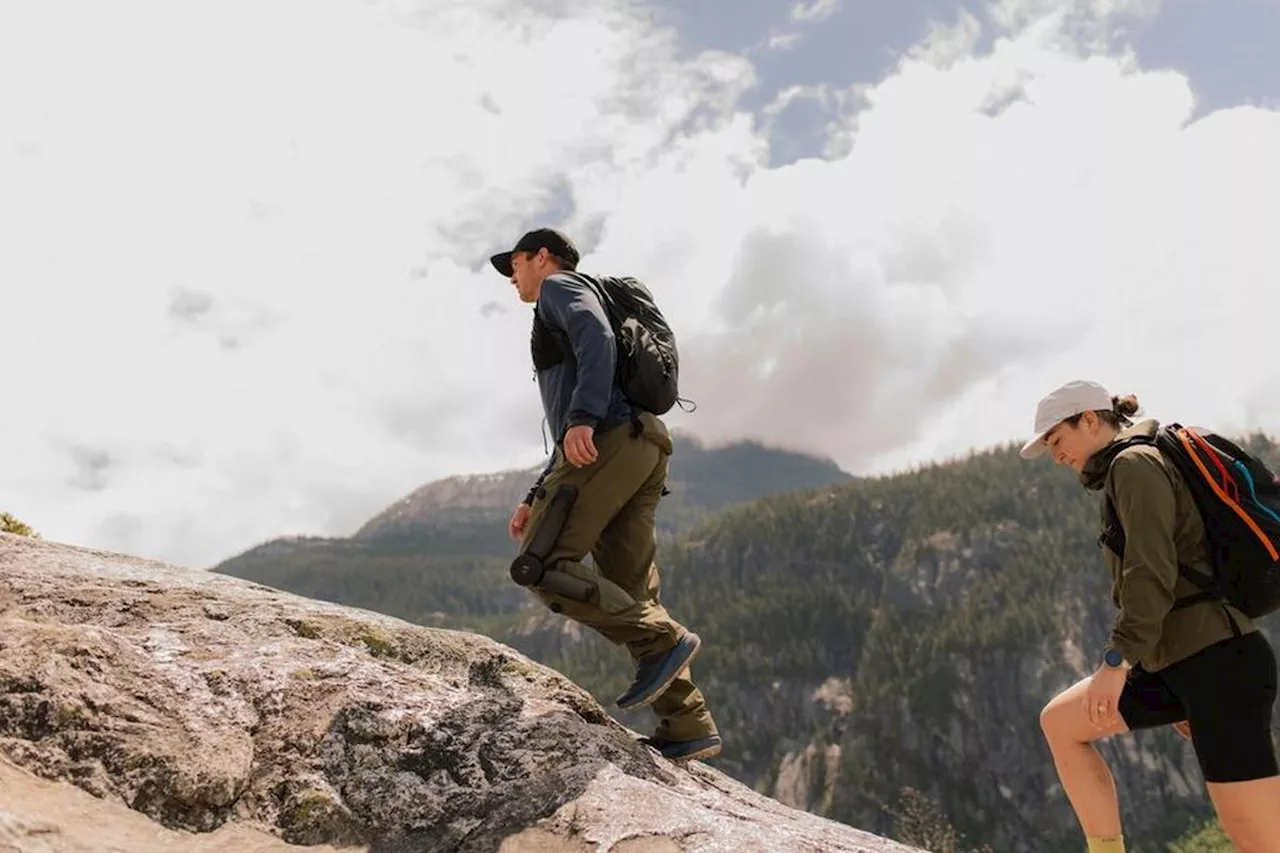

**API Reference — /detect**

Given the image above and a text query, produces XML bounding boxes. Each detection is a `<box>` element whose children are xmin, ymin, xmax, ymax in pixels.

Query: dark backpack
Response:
<box><xmin>583</xmin><ymin>275</ymin><xmax>686</xmax><ymax>416</ymax></box>
<box><xmin>1098</xmin><ymin>423</ymin><xmax>1280</xmax><ymax>620</ymax></box>
<box><xmin>530</xmin><ymin>273</ymin><xmax>689</xmax><ymax>416</ymax></box>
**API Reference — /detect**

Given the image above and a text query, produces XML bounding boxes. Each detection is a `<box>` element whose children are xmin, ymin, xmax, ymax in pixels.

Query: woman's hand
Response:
<box><xmin>1083</xmin><ymin>665</ymin><xmax>1128</xmax><ymax>729</ymax></box>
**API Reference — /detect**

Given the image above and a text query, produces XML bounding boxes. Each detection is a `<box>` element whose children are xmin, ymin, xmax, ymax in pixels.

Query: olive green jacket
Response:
<box><xmin>1080</xmin><ymin>419</ymin><xmax>1255</xmax><ymax>672</ymax></box>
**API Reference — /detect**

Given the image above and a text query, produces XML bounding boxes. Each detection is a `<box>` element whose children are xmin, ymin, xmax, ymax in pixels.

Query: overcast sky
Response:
<box><xmin>2</xmin><ymin>0</ymin><xmax>1277</xmax><ymax>568</ymax></box>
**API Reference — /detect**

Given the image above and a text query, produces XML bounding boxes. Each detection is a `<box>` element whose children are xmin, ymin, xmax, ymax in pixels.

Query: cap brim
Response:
<box><xmin>1019</xmin><ymin>432</ymin><xmax>1050</xmax><ymax>459</ymax></box>
<box><xmin>489</xmin><ymin>251</ymin><xmax>514</xmax><ymax>278</ymax></box>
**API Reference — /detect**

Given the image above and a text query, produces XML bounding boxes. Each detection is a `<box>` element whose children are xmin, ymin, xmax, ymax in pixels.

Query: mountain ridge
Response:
<box><xmin>212</xmin><ymin>433</ymin><xmax>854</xmax><ymax>571</ymax></box>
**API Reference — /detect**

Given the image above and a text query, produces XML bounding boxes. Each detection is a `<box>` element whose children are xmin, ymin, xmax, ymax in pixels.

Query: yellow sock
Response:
<box><xmin>1086</xmin><ymin>836</ymin><xmax>1124</xmax><ymax>853</ymax></box>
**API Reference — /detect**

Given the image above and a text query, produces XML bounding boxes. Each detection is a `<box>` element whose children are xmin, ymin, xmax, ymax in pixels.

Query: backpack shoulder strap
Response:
<box><xmin>1095</xmin><ymin>432</ymin><xmax>1159</xmax><ymax>558</ymax></box>
<box><xmin>1099</xmin><ymin>493</ymin><xmax>1125</xmax><ymax>557</ymax></box>
<box><xmin>575</xmin><ymin>273</ymin><xmax>618</xmax><ymax>328</ymax></box>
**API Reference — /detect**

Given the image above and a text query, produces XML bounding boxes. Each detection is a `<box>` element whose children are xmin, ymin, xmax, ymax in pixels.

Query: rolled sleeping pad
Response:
<box><xmin>509</xmin><ymin>485</ymin><xmax>595</xmax><ymax>602</ymax></box>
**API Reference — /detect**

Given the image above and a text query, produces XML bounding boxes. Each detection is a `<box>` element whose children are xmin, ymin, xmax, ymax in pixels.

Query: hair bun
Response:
<box><xmin>1112</xmin><ymin>394</ymin><xmax>1141</xmax><ymax>417</ymax></box>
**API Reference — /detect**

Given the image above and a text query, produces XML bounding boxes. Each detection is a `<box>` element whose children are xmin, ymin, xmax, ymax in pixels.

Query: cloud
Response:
<box><xmin>0</xmin><ymin>0</ymin><xmax>754</xmax><ymax>566</ymax></box>
<box><xmin>575</xmin><ymin>3</ymin><xmax>1279</xmax><ymax>476</ymax></box>
<box><xmin>791</xmin><ymin>0</ymin><xmax>842</xmax><ymax>25</ymax></box>
<box><xmin>763</xmin><ymin>32</ymin><xmax>804</xmax><ymax>53</ymax></box>
<box><xmin>2</xmin><ymin>0</ymin><xmax>1276</xmax><ymax>570</ymax></box>
<box><xmin>908</xmin><ymin>9</ymin><xmax>984</xmax><ymax>68</ymax></box>
<box><xmin>758</xmin><ymin>83</ymin><xmax>866</xmax><ymax>162</ymax></box>
<box><xmin>988</xmin><ymin>0</ymin><xmax>1163</xmax><ymax>49</ymax></box>
<box><xmin>759</xmin><ymin>0</ymin><xmax>842</xmax><ymax>52</ymax></box>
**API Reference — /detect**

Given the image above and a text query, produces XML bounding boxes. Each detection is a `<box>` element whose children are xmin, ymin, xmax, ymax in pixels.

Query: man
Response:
<box><xmin>489</xmin><ymin>227</ymin><xmax>721</xmax><ymax>762</ymax></box>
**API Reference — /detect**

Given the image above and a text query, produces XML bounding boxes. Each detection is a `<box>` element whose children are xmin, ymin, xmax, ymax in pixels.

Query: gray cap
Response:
<box><xmin>1019</xmin><ymin>379</ymin><xmax>1114</xmax><ymax>459</ymax></box>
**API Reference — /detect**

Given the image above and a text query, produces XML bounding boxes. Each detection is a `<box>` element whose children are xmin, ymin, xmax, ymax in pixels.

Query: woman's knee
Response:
<box><xmin>1040</xmin><ymin>680</ymin><xmax>1126</xmax><ymax>746</ymax></box>
<box><xmin>1039</xmin><ymin>699</ymin><xmax>1056</xmax><ymax>737</ymax></box>
<box><xmin>1039</xmin><ymin>691</ymin><xmax>1075</xmax><ymax>743</ymax></box>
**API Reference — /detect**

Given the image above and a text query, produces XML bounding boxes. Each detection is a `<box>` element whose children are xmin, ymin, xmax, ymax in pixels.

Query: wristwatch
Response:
<box><xmin>1102</xmin><ymin>647</ymin><xmax>1132</xmax><ymax>669</ymax></box>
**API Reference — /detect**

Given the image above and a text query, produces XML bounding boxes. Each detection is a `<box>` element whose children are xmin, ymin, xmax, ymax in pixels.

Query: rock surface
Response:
<box><xmin>0</xmin><ymin>754</ymin><xmax>343</xmax><ymax>853</ymax></box>
<box><xmin>0</xmin><ymin>533</ymin><xmax>923</xmax><ymax>853</ymax></box>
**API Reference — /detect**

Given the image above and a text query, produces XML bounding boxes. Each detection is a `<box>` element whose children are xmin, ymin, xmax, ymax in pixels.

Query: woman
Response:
<box><xmin>1020</xmin><ymin>379</ymin><xmax>1280</xmax><ymax>853</ymax></box>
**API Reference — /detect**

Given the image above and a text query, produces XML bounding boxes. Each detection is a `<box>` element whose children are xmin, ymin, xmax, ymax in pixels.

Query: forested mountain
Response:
<box><xmin>212</xmin><ymin>434</ymin><xmax>854</xmax><ymax>633</ymax></box>
<box><xmin>213</xmin><ymin>428</ymin><xmax>1280</xmax><ymax>853</ymax></box>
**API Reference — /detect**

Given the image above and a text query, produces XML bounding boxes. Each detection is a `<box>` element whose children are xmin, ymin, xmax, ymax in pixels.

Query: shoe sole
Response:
<box><xmin>664</xmin><ymin>742</ymin><xmax>722</xmax><ymax>762</ymax></box>
<box><xmin>638</xmin><ymin>736</ymin><xmax>723</xmax><ymax>762</ymax></box>
<box><xmin>616</xmin><ymin>633</ymin><xmax>702</xmax><ymax>711</ymax></box>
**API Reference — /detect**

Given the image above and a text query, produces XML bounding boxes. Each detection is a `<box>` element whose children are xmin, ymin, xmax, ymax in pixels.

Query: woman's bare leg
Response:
<box><xmin>1206</xmin><ymin>776</ymin><xmax>1280</xmax><ymax>852</ymax></box>
<box><xmin>1040</xmin><ymin>676</ymin><xmax>1132</xmax><ymax>838</ymax></box>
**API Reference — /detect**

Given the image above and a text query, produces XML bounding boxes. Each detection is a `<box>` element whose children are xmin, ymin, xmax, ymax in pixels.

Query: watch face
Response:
<box><xmin>1104</xmin><ymin>649</ymin><xmax>1124</xmax><ymax>667</ymax></box>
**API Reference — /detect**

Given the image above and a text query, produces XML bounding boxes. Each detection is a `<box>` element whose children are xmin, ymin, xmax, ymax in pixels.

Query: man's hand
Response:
<box><xmin>1083</xmin><ymin>665</ymin><xmax>1128</xmax><ymax>730</ymax></box>
<box><xmin>509</xmin><ymin>503</ymin><xmax>532</xmax><ymax>541</ymax></box>
<box><xmin>564</xmin><ymin>424</ymin><xmax>599</xmax><ymax>468</ymax></box>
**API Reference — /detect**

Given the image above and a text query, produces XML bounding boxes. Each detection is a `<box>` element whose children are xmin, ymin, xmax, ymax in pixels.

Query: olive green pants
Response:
<box><xmin>519</xmin><ymin>412</ymin><xmax>717</xmax><ymax>741</ymax></box>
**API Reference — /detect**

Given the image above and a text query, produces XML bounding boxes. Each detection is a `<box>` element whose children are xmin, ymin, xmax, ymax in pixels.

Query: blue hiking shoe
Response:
<box><xmin>615</xmin><ymin>632</ymin><xmax>702</xmax><ymax>710</ymax></box>
<box><xmin>640</xmin><ymin>733</ymin><xmax>723</xmax><ymax>762</ymax></box>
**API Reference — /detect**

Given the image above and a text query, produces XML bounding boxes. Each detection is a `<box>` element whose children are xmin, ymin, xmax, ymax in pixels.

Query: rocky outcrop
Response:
<box><xmin>0</xmin><ymin>533</ymin><xmax>922</xmax><ymax>853</ymax></box>
<box><xmin>0</xmin><ymin>753</ymin><xmax>345</xmax><ymax>853</ymax></box>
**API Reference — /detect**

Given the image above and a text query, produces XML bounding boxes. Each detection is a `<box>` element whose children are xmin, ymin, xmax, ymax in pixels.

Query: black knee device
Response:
<box><xmin>510</xmin><ymin>485</ymin><xmax>595</xmax><ymax>603</ymax></box>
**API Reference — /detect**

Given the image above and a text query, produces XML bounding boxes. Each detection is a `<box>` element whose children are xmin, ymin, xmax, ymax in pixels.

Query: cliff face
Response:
<box><xmin>207</xmin><ymin>431</ymin><xmax>1280</xmax><ymax>852</ymax></box>
<box><xmin>0</xmin><ymin>532</ymin><xmax>921</xmax><ymax>853</ymax></box>
<box><xmin>492</xmin><ymin>440</ymin><xmax>1280</xmax><ymax>852</ymax></box>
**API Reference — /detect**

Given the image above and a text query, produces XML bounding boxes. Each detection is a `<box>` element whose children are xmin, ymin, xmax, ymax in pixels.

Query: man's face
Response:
<box><xmin>510</xmin><ymin>250</ymin><xmax>545</xmax><ymax>303</ymax></box>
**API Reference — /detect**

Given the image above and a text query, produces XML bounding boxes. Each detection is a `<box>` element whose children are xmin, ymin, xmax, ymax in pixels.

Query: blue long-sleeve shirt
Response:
<box><xmin>523</xmin><ymin>271</ymin><xmax>635</xmax><ymax>503</ymax></box>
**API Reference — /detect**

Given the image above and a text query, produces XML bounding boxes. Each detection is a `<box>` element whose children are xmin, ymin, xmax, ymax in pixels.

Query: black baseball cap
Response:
<box><xmin>489</xmin><ymin>228</ymin><xmax>580</xmax><ymax>278</ymax></box>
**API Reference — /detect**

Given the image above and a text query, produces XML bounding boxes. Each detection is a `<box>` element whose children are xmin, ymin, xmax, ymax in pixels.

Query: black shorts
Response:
<box><xmin>1119</xmin><ymin>630</ymin><xmax>1279</xmax><ymax>783</ymax></box>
